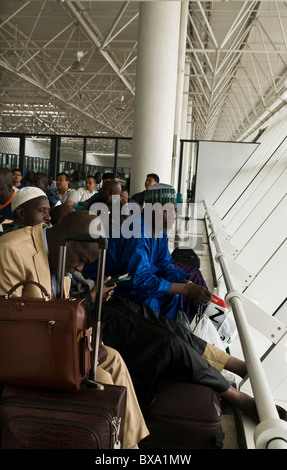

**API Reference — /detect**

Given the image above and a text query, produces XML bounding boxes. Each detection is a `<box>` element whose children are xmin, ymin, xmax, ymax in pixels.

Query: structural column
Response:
<box><xmin>180</xmin><ymin>63</ymin><xmax>192</xmax><ymax>200</ymax></box>
<box><xmin>130</xmin><ymin>1</ymin><xmax>181</xmax><ymax>195</ymax></box>
<box><xmin>172</xmin><ymin>0</ymin><xmax>189</xmax><ymax>190</ymax></box>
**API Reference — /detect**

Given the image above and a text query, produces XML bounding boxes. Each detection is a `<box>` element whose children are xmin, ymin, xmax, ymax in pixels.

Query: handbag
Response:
<box><xmin>0</xmin><ymin>280</ymin><xmax>92</xmax><ymax>391</ymax></box>
<box><xmin>0</xmin><ymin>233</ymin><xmax>108</xmax><ymax>391</ymax></box>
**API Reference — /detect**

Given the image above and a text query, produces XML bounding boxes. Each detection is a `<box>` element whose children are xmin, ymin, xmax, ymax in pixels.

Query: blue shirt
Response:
<box><xmin>84</xmin><ymin>216</ymin><xmax>188</xmax><ymax>319</ymax></box>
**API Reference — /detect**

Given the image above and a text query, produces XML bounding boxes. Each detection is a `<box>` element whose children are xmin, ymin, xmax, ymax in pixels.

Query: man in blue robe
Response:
<box><xmin>84</xmin><ymin>184</ymin><xmax>211</xmax><ymax>320</ymax></box>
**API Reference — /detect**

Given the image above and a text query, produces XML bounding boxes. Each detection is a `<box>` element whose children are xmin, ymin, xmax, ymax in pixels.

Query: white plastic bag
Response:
<box><xmin>217</xmin><ymin>311</ymin><xmax>237</xmax><ymax>348</ymax></box>
<box><xmin>193</xmin><ymin>314</ymin><xmax>226</xmax><ymax>351</ymax></box>
<box><xmin>203</xmin><ymin>282</ymin><xmax>237</xmax><ymax>348</ymax></box>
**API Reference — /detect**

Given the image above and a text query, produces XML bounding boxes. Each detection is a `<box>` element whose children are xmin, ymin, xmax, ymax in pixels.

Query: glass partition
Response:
<box><xmin>24</xmin><ymin>136</ymin><xmax>51</xmax><ymax>174</ymax></box>
<box><xmin>116</xmin><ymin>139</ymin><xmax>132</xmax><ymax>189</ymax></box>
<box><xmin>86</xmin><ymin>138</ymin><xmax>115</xmax><ymax>176</ymax></box>
<box><xmin>59</xmin><ymin>137</ymin><xmax>84</xmax><ymax>174</ymax></box>
<box><xmin>0</xmin><ymin>136</ymin><xmax>20</xmax><ymax>170</ymax></box>
<box><xmin>0</xmin><ymin>133</ymin><xmax>132</xmax><ymax>183</ymax></box>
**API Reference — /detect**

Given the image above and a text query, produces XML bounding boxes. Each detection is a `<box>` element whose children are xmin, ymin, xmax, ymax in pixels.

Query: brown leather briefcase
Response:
<box><xmin>0</xmin><ymin>233</ymin><xmax>108</xmax><ymax>391</ymax></box>
<box><xmin>0</xmin><ymin>281</ymin><xmax>91</xmax><ymax>391</ymax></box>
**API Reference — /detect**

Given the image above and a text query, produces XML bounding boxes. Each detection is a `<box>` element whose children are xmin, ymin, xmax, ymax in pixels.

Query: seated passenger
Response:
<box><xmin>12</xmin><ymin>168</ymin><xmax>26</xmax><ymax>190</ymax></box>
<box><xmin>83</xmin><ymin>179</ymin><xmax>122</xmax><ymax>211</ymax></box>
<box><xmin>77</xmin><ymin>174</ymin><xmax>98</xmax><ymax>201</ymax></box>
<box><xmin>12</xmin><ymin>186</ymin><xmax>51</xmax><ymax>227</ymax></box>
<box><xmin>67</xmin><ymin>175</ymin><xmax>98</xmax><ymax>206</ymax></box>
<box><xmin>84</xmin><ymin>184</ymin><xmax>211</xmax><ymax>322</ymax></box>
<box><xmin>84</xmin><ymin>246</ymin><xmax>287</xmax><ymax>422</ymax></box>
<box><xmin>30</xmin><ymin>172</ymin><xmax>62</xmax><ymax>209</ymax></box>
<box><xmin>69</xmin><ymin>170</ymin><xmax>84</xmax><ymax>190</ymax></box>
<box><xmin>83</xmin><ymin>174</ymin><xmax>118</xmax><ymax>209</ymax></box>
<box><xmin>50</xmin><ymin>203</ymin><xmax>75</xmax><ymax>225</ymax></box>
<box><xmin>10</xmin><ymin>196</ymin><xmax>105</xmax><ymax>310</ymax></box>
<box><xmin>131</xmin><ymin>172</ymin><xmax>160</xmax><ymax>207</ymax></box>
<box><xmin>94</xmin><ymin>171</ymin><xmax>103</xmax><ymax>191</ymax></box>
<box><xmin>48</xmin><ymin>175</ymin><xmax>57</xmax><ymax>193</ymax></box>
<box><xmin>55</xmin><ymin>172</ymin><xmax>77</xmax><ymax>205</ymax></box>
<box><xmin>101</xmin><ymin>294</ymin><xmax>271</xmax><ymax>423</ymax></box>
<box><xmin>82</xmin><ymin>184</ymin><xmax>287</xmax><ymax>421</ymax></box>
<box><xmin>121</xmin><ymin>186</ymin><xmax>143</xmax><ymax>212</ymax></box>
<box><xmin>0</xmin><ymin>167</ymin><xmax>17</xmax><ymax>230</ymax></box>
<box><xmin>0</xmin><ymin>210</ymin><xmax>149</xmax><ymax>449</ymax></box>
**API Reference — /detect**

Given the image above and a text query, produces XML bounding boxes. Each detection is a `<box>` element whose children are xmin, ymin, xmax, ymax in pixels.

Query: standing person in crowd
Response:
<box><xmin>55</xmin><ymin>172</ymin><xmax>77</xmax><ymax>205</ymax></box>
<box><xmin>0</xmin><ymin>167</ymin><xmax>16</xmax><ymax>229</ymax></box>
<box><xmin>0</xmin><ymin>210</ymin><xmax>149</xmax><ymax>449</ymax></box>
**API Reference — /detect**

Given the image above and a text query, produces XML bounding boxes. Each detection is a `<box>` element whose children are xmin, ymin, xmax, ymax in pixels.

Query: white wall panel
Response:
<box><xmin>214</xmin><ymin>115</ymin><xmax>287</xmax><ymax>221</ymax></box>
<box><xmin>224</xmin><ymin>139</ymin><xmax>287</xmax><ymax>238</ymax></box>
<box><xmin>243</xmin><ymin>240</ymin><xmax>287</xmax><ymax>314</ymax></box>
<box><xmin>195</xmin><ymin>141</ymin><xmax>256</xmax><ymax>218</ymax></box>
<box><xmin>229</xmin><ymin>158</ymin><xmax>287</xmax><ymax>249</ymax></box>
<box><xmin>235</xmin><ymin>196</ymin><xmax>287</xmax><ymax>274</ymax></box>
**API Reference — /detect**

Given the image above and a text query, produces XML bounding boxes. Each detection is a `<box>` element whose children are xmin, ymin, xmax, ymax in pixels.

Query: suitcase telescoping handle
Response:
<box><xmin>57</xmin><ymin>233</ymin><xmax>107</xmax><ymax>382</ymax></box>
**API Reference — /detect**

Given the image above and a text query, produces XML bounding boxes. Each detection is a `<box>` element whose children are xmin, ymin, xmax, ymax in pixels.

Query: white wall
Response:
<box><xmin>194</xmin><ymin>141</ymin><xmax>258</xmax><ymax>218</ymax></box>
<box><xmin>212</xmin><ymin>112</ymin><xmax>287</xmax><ymax>315</ymax></box>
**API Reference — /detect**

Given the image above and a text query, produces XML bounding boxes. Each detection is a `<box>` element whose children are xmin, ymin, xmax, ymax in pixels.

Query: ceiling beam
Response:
<box><xmin>63</xmin><ymin>0</ymin><xmax>135</xmax><ymax>95</ymax></box>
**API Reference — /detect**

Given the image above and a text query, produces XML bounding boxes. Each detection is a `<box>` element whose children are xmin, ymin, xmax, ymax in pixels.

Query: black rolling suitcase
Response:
<box><xmin>141</xmin><ymin>379</ymin><xmax>225</xmax><ymax>449</ymax></box>
<box><xmin>0</xmin><ymin>233</ymin><xmax>127</xmax><ymax>449</ymax></box>
<box><xmin>0</xmin><ymin>382</ymin><xmax>126</xmax><ymax>449</ymax></box>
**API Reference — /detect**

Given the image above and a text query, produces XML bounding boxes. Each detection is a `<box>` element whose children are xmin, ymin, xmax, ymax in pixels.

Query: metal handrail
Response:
<box><xmin>204</xmin><ymin>202</ymin><xmax>287</xmax><ymax>449</ymax></box>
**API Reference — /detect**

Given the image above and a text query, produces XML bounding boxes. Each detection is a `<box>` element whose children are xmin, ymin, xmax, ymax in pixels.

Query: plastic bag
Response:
<box><xmin>203</xmin><ymin>283</ymin><xmax>237</xmax><ymax>348</ymax></box>
<box><xmin>193</xmin><ymin>313</ymin><xmax>225</xmax><ymax>351</ymax></box>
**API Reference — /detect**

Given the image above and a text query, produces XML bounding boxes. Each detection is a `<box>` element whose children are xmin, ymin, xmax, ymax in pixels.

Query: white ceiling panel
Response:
<box><xmin>0</xmin><ymin>1</ymin><xmax>287</xmax><ymax>140</ymax></box>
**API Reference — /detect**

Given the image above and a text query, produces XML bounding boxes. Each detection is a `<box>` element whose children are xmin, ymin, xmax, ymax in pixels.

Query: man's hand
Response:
<box><xmin>89</xmin><ymin>276</ymin><xmax>116</xmax><ymax>303</ymax></box>
<box><xmin>168</xmin><ymin>281</ymin><xmax>211</xmax><ymax>305</ymax></box>
<box><xmin>183</xmin><ymin>283</ymin><xmax>211</xmax><ymax>305</ymax></box>
<box><xmin>102</xmin><ymin>276</ymin><xmax>116</xmax><ymax>302</ymax></box>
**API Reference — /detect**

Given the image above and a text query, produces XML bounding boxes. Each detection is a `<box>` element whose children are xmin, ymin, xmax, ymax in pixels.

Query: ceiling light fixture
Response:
<box><xmin>71</xmin><ymin>51</ymin><xmax>85</xmax><ymax>72</ymax></box>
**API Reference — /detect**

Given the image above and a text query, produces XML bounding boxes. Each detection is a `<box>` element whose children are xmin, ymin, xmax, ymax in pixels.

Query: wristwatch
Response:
<box><xmin>183</xmin><ymin>279</ymin><xmax>193</xmax><ymax>284</ymax></box>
